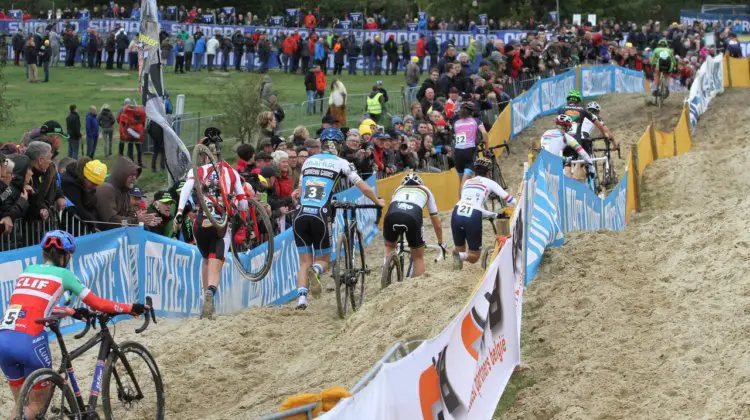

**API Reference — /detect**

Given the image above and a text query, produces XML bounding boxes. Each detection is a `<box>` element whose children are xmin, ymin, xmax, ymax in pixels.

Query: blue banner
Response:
<box><xmin>222</xmin><ymin>7</ymin><xmax>235</xmax><ymax>15</ymax></box>
<box><xmin>341</xmin><ymin>21</ymin><xmax>351</xmax><ymax>30</ymax></box>
<box><xmin>539</xmin><ymin>69</ymin><xmax>576</xmax><ymax>116</ymax></box>
<box><xmin>286</xmin><ymin>8</ymin><xmax>299</xmax><ymax>17</ymax></box>
<box><xmin>0</xmin><ymin>174</ymin><xmax>379</xmax><ymax>325</ymax></box>
<box><xmin>615</xmin><ymin>67</ymin><xmax>646</xmax><ymax>93</ymax></box>
<box><xmin>479</xmin><ymin>14</ymin><xmax>488</xmax><ymax>25</ymax></box>
<box><xmin>349</xmin><ymin>13</ymin><xmax>362</xmax><ymax>22</ymax></box>
<box><xmin>0</xmin><ymin>19</ymin><xmax>531</xmax><ymax>49</ymax></box>
<box><xmin>563</xmin><ymin>176</ymin><xmax>602</xmax><ymax>233</ymax></box>
<box><xmin>8</xmin><ymin>10</ymin><xmax>22</xmax><ymax>20</ymax></box>
<box><xmin>602</xmin><ymin>170</ymin><xmax>627</xmax><ymax>231</ymax></box>
<box><xmin>407</xmin><ymin>23</ymin><xmax>417</xmax><ymax>32</ymax></box>
<box><xmin>511</xmin><ymin>82</ymin><xmax>542</xmax><ymax>137</ymax></box>
<box><xmin>269</xmin><ymin>16</ymin><xmax>283</xmax><ymax>26</ymax></box>
<box><xmin>581</xmin><ymin>66</ymin><xmax>615</xmax><ymax>98</ymax></box>
<box><xmin>680</xmin><ymin>11</ymin><xmax>750</xmax><ymax>34</ymax></box>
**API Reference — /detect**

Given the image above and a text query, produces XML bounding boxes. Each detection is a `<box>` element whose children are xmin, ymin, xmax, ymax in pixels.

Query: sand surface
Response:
<box><xmin>502</xmin><ymin>89</ymin><xmax>750</xmax><ymax>419</ymax></box>
<box><xmin>0</xmin><ymin>89</ymin><xmax>708</xmax><ymax>419</ymax></box>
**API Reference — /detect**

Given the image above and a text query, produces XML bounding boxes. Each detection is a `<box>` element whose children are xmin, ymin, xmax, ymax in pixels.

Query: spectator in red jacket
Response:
<box><xmin>416</xmin><ymin>34</ymin><xmax>426</xmax><ymax>72</ymax></box>
<box><xmin>510</xmin><ymin>50</ymin><xmax>523</xmax><ymax>79</ymax></box>
<box><xmin>304</xmin><ymin>12</ymin><xmax>317</xmax><ymax>29</ymax></box>
<box><xmin>365</xmin><ymin>17</ymin><xmax>378</xmax><ymax>30</ymax></box>
<box><xmin>272</xmin><ymin>151</ymin><xmax>293</xmax><ymax>198</ymax></box>
<box><xmin>282</xmin><ymin>34</ymin><xmax>297</xmax><ymax>73</ymax></box>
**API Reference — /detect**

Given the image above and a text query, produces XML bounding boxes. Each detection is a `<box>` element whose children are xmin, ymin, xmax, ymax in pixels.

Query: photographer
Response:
<box><xmin>398</xmin><ymin>135</ymin><xmax>419</xmax><ymax>171</ymax></box>
<box><xmin>339</xmin><ymin>129</ymin><xmax>375</xmax><ymax>175</ymax></box>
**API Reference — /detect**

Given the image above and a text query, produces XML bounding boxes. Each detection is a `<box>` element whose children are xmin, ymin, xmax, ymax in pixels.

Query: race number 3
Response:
<box><xmin>305</xmin><ymin>185</ymin><xmax>325</xmax><ymax>200</ymax></box>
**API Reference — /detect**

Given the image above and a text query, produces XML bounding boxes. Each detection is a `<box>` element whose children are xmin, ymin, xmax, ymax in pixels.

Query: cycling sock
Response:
<box><xmin>458</xmin><ymin>252</ymin><xmax>467</xmax><ymax>261</ymax></box>
<box><xmin>298</xmin><ymin>287</ymin><xmax>309</xmax><ymax>297</ymax></box>
<box><xmin>207</xmin><ymin>285</ymin><xmax>217</xmax><ymax>295</ymax></box>
<box><xmin>312</xmin><ymin>263</ymin><xmax>324</xmax><ymax>275</ymax></box>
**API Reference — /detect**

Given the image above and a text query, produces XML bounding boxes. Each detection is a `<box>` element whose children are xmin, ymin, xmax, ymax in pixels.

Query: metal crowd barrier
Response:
<box><xmin>0</xmin><ymin>209</ymin><xmax>100</xmax><ymax>252</ymax></box>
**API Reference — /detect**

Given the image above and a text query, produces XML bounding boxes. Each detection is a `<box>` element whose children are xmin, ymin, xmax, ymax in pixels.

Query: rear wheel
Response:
<box><xmin>481</xmin><ymin>247</ymin><xmax>492</xmax><ymax>270</ymax></box>
<box><xmin>191</xmin><ymin>143</ymin><xmax>229</xmax><ymax>231</ymax></box>
<box><xmin>16</xmin><ymin>368</ymin><xmax>80</xmax><ymax>420</ymax></box>
<box><xmin>333</xmin><ymin>234</ymin><xmax>350</xmax><ymax>319</ymax></box>
<box><xmin>230</xmin><ymin>197</ymin><xmax>275</xmax><ymax>281</ymax></box>
<box><xmin>350</xmin><ymin>229</ymin><xmax>367</xmax><ymax>313</ymax></box>
<box><xmin>492</xmin><ymin>160</ymin><xmax>508</xmax><ymax>190</ymax></box>
<box><xmin>102</xmin><ymin>341</ymin><xmax>164</xmax><ymax>420</ymax></box>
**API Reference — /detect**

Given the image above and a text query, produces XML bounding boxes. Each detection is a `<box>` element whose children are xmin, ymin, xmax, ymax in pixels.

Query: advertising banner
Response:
<box><xmin>563</xmin><ymin>176</ymin><xmax>602</xmax><ymax>233</ymax></box>
<box><xmin>320</xmin><ymin>236</ymin><xmax>521</xmax><ymax>419</ymax></box>
<box><xmin>0</xmin><ymin>174</ymin><xmax>379</xmax><ymax>321</ymax></box>
<box><xmin>614</xmin><ymin>67</ymin><xmax>646</xmax><ymax>93</ymax></box>
<box><xmin>602</xmin><ymin>169</ymin><xmax>628</xmax><ymax>231</ymax></box>
<box><xmin>539</xmin><ymin>69</ymin><xmax>576</xmax><ymax>116</ymax></box>
<box><xmin>581</xmin><ymin>65</ymin><xmax>614</xmax><ymax>98</ymax></box>
<box><xmin>680</xmin><ymin>11</ymin><xmax>750</xmax><ymax>34</ymax></box>
<box><xmin>511</xmin><ymin>83</ymin><xmax>541</xmax><ymax>137</ymax></box>
<box><xmin>687</xmin><ymin>54</ymin><xmax>724</xmax><ymax>131</ymax></box>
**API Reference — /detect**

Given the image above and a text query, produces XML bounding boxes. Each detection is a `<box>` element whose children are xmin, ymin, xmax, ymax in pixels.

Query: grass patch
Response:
<box><xmin>493</xmin><ymin>370</ymin><xmax>537</xmax><ymax>418</ymax></box>
<box><xmin>2</xmin><ymin>65</ymin><xmax>413</xmax><ymax>194</ymax></box>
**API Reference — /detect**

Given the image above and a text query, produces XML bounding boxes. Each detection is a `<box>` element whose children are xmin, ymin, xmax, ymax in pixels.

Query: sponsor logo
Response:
<box><xmin>397</xmin><ymin>202</ymin><xmax>414</xmax><ymax>211</ymax></box>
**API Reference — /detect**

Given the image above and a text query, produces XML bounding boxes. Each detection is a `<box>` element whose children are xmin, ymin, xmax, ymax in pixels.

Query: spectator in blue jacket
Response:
<box><xmin>85</xmin><ymin>106</ymin><xmax>99</xmax><ymax>158</ymax></box>
<box><xmin>193</xmin><ymin>36</ymin><xmax>206</xmax><ymax>71</ymax></box>
<box><xmin>314</xmin><ymin>38</ymin><xmax>325</xmax><ymax>66</ymax></box>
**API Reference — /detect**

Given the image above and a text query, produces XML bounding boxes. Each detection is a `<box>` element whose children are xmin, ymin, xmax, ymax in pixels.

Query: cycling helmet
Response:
<box><xmin>587</xmin><ymin>101</ymin><xmax>601</xmax><ymax>113</ymax></box>
<box><xmin>41</xmin><ymin>230</ymin><xmax>76</xmax><ymax>254</ymax></box>
<box><xmin>566</xmin><ymin>89</ymin><xmax>582</xmax><ymax>103</ymax></box>
<box><xmin>474</xmin><ymin>156</ymin><xmax>492</xmax><ymax>171</ymax></box>
<box><xmin>657</xmin><ymin>39</ymin><xmax>668</xmax><ymax>47</ymax></box>
<box><xmin>319</xmin><ymin>127</ymin><xmax>345</xmax><ymax>142</ymax></box>
<box><xmin>555</xmin><ymin>114</ymin><xmax>574</xmax><ymax>128</ymax></box>
<box><xmin>373</xmin><ymin>131</ymin><xmax>391</xmax><ymax>140</ymax></box>
<box><xmin>401</xmin><ymin>173</ymin><xmax>423</xmax><ymax>186</ymax></box>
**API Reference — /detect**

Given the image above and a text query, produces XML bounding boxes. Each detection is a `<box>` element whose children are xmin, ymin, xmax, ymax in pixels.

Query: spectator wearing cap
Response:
<box><xmin>259</xmin><ymin>139</ymin><xmax>274</xmax><ymax>155</ymax></box>
<box><xmin>128</xmin><ymin>186</ymin><xmax>145</xmax><ymax>213</ymax></box>
<box><xmin>66</xmin><ymin>104</ymin><xmax>82</xmax><ymax>159</ymax></box>
<box><xmin>271</xmin><ymin>151</ymin><xmax>293</xmax><ymax>198</ymax></box>
<box><xmin>391</xmin><ymin>116</ymin><xmax>405</xmax><ymax>134</ymax></box>
<box><xmin>60</xmin><ymin>157</ymin><xmax>105</xmax><ymax>223</ymax></box>
<box><xmin>96</xmin><ymin>157</ymin><xmax>158</xmax><ymax>229</ymax></box>
<box><xmin>373</xmin><ymin>35</ymin><xmax>383</xmax><ymax>75</ymax></box>
<box><xmin>252</xmin><ymin>152</ymin><xmax>273</xmax><ymax>175</ymax></box>
<box><xmin>85</xmin><ymin>106</ymin><xmax>99</xmax><ymax>158</ymax></box>
<box><xmin>26</xmin><ymin>141</ymin><xmax>65</xmax><ymax>221</ymax></box>
<box><xmin>145</xmin><ymin>191</ymin><xmax>174</xmax><ymax>236</ymax></box>
<box><xmin>97</xmin><ymin>104</ymin><xmax>115</xmax><ymax>158</ymax></box>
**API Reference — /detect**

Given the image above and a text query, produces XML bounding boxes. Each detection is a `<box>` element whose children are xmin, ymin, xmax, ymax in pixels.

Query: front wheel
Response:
<box><xmin>333</xmin><ymin>233</ymin><xmax>350</xmax><ymax>319</ymax></box>
<box><xmin>230</xmin><ymin>197</ymin><xmax>275</xmax><ymax>281</ymax></box>
<box><xmin>102</xmin><ymin>341</ymin><xmax>165</xmax><ymax>420</ymax></box>
<box><xmin>16</xmin><ymin>368</ymin><xmax>80</xmax><ymax>420</ymax></box>
<box><xmin>192</xmin><ymin>143</ymin><xmax>229</xmax><ymax>231</ymax></box>
<box><xmin>480</xmin><ymin>247</ymin><xmax>492</xmax><ymax>270</ymax></box>
<box><xmin>382</xmin><ymin>251</ymin><xmax>403</xmax><ymax>289</ymax></box>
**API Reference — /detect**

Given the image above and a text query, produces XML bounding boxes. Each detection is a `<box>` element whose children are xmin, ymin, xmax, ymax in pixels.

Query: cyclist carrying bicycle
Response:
<box><xmin>453</xmin><ymin>102</ymin><xmax>489</xmax><ymax>193</ymax></box>
<box><xmin>383</xmin><ymin>173</ymin><xmax>445</xmax><ymax>278</ymax></box>
<box><xmin>292</xmin><ymin>128</ymin><xmax>384</xmax><ymax>310</ymax></box>
<box><xmin>176</xmin><ymin>133</ymin><xmax>249</xmax><ymax>320</ymax></box>
<box><xmin>451</xmin><ymin>156</ymin><xmax>515</xmax><ymax>270</ymax></box>
<box><xmin>650</xmin><ymin>39</ymin><xmax>676</xmax><ymax>98</ymax></box>
<box><xmin>0</xmin><ymin>230</ymin><xmax>146</xmax><ymax>419</ymax></box>
<box><xmin>542</xmin><ymin>115</ymin><xmax>596</xmax><ymax>179</ymax></box>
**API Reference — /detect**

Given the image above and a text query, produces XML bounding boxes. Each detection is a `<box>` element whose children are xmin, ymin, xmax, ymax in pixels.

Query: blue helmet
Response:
<box><xmin>319</xmin><ymin>127</ymin><xmax>345</xmax><ymax>142</ymax></box>
<box><xmin>41</xmin><ymin>230</ymin><xmax>76</xmax><ymax>254</ymax></box>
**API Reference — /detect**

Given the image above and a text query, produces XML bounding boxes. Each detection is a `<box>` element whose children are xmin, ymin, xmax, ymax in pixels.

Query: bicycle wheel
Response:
<box><xmin>16</xmin><ymin>368</ymin><xmax>80</xmax><ymax>420</ymax></box>
<box><xmin>102</xmin><ymin>341</ymin><xmax>165</xmax><ymax>420</ymax></box>
<box><xmin>230</xmin><ymin>197</ymin><xmax>275</xmax><ymax>281</ymax></box>
<box><xmin>349</xmin><ymin>228</ymin><xmax>367</xmax><ymax>312</ymax></box>
<box><xmin>481</xmin><ymin>247</ymin><xmax>492</xmax><ymax>270</ymax></box>
<box><xmin>492</xmin><ymin>160</ymin><xmax>508</xmax><ymax>190</ymax></box>
<box><xmin>333</xmin><ymin>233</ymin><xmax>350</xmax><ymax>319</ymax></box>
<box><xmin>381</xmin><ymin>251</ymin><xmax>403</xmax><ymax>289</ymax></box>
<box><xmin>191</xmin><ymin>143</ymin><xmax>229</xmax><ymax>231</ymax></box>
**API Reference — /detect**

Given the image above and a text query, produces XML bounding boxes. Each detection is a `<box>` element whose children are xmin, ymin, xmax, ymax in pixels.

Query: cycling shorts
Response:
<box><xmin>658</xmin><ymin>59</ymin><xmax>672</xmax><ymax>73</ymax></box>
<box><xmin>193</xmin><ymin>214</ymin><xmax>230</xmax><ymax>261</ymax></box>
<box><xmin>383</xmin><ymin>202</ymin><xmax>425</xmax><ymax>249</ymax></box>
<box><xmin>0</xmin><ymin>330</ymin><xmax>52</xmax><ymax>388</ymax></box>
<box><xmin>450</xmin><ymin>207</ymin><xmax>483</xmax><ymax>251</ymax></box>
<box><xmin>454</xmin><ymin>147</ymin><xmax>477</xmax><ymax>176</ymax></box>
<box><xmin>293</xmin><ymin>205</ymin><xmax>332</xmax><ymax>255</ymax></box>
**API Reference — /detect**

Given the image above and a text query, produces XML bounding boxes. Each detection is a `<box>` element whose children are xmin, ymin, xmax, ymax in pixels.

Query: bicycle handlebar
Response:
<box><xmin>425</xmin><ymin>244</ymin><xmax>446</xmax><ymax>263</ymax></box>
<box><xmin>36</xmin><ymin>296</ymin><xmax>156</xmax><ymax>337</ymax></box>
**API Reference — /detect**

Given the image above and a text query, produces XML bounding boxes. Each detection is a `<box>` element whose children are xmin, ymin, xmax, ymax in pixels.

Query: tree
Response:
<box><xmin>208</xmin><ymin>77</ymin><xmax>264</xmax><ymax>144</ymax></box>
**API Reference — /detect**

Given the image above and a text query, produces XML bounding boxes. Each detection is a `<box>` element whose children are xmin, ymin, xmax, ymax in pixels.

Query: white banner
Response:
<box><xmin>321</xmin><ymin>241</ymin><xmax>521</xmax><ymax>419</ymax></box>
<box><xmin>687</xmin><ymin>54</ymin><xmax>724</xmax><ymax>132</ymax></box>
<box><xmin>614</xmin><ymin>68</ymin><xmax>645</xmax><ymax>93</ymax></box>
<box><xmin>581</xmin><ymin>66</ymin><xmax>613</xmax><ymax>98</ymax></box>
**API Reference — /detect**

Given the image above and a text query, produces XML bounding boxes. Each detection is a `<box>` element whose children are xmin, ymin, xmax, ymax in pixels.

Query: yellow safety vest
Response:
<box><xmin>367</xmin><ymin>93</ymin><xmax>383</xmax><ymax>115</ymax></box>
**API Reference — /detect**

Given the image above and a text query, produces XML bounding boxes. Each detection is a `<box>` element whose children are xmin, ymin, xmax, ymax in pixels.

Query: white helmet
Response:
<box><xmin>401</xmin><ymin>173</ymin><xmax>423</xmax><ymax>186</ymax></box>
<box><xmin>587</xmin><ymin>101</ymin><xmax>601</xmax><ymax>113</ymax></box>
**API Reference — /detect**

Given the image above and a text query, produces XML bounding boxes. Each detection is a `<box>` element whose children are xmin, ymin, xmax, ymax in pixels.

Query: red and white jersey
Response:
<box><xmin>179</xmin><ymin>161</ymin><xmax>247</xmax><ymax>215</ymax></box>
<box><xmin>454</xmin><ymin>176</ymin><xmax>510</xmax><ymax>217</ymax></box>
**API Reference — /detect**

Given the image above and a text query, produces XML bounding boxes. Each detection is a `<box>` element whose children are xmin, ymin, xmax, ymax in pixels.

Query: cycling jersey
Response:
<box><xmin>454</xmin><ymin>176</ymin><xmax>510</xmax><ymax>218</ymax></box>
<box><xmin>383</xmin><ymin>185</ymin><xmax>439</xmax><ymax>249</ymax></box>
<box><xmin>294</xmin><ymin>152</ymin><xmax>363</xmax><ymax>255</ymax></box>
<box><xmin>580</xmin><ymin>116</ymin><xmax>603</xmax><ymax>138</ymax></box>
<box><xmin>0</xmin><ymin>265</ymin><xmax>133</xmax><ymax>337</ymax></box>
<box><xmin>650</xmin><ymin>47</ymin><xmax>675</xmax><ymax>72</ymax></box>
<box><xmin>453</xmin><ymin>118</ymin><xmax>482</xmax><ymax>150</ymax></box>
<box><xmin>540</xmin><ymin>129</ymin><xmax>593</xmax><ymax>165</ymax></box>
<box><xmin>561</xmin><ymin>105</ymin><xmax>598</xmax><ymax>141</ymax></box>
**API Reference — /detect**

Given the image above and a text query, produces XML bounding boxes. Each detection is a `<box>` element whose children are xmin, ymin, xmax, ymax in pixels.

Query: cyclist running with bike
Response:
<box><xmin>451</xmin><ymin>156</ymin><xmax>515</xmax><ymax>270</ymax></box>
<box><xmin>650</xmin><ymin>39</ymin><xmax>676</xmax><ymax>99</ymax></box>
<box><xmin>292</xmin><ymin>128</ymin><xmax>384</xmax><ymax>310</ymax></box>
<box><xmin>383</xmin><ymin>173</ymin><xmax>446</xmax><ymax>278</ymax></box>
<box><xmin>0</xmin><ymin>231</ymin><xmax>146</xmax><ymax>419</ymax></box>
<box><xmin>453</xmin><ymin>102</ymin><xmax>489</xmax><ymax>193</ymax></box>
<box><xmin>175</xmin><ymin>131</ymin><xmax>249</xmax><ymax>320</ymax></box>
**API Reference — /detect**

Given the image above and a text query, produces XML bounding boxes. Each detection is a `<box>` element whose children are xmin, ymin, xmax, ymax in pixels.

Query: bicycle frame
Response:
<box><xmin>44</xmin><ymin>316</ymin><xmax>145</xmax><ymax>417</ymax></box>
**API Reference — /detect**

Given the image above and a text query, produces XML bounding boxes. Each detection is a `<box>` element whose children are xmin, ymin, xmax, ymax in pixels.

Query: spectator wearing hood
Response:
<box><xmin>95</xmin><ymin>156</ymin><xmax>158</xmax><ymax>229</ymax></box>
<box><xmin>26</xmin><ymin>141</ymin><xmax>66</xmax><ymax>221</ymax></box>
<box><xmin>60</xmin><ymin>157</ymin><xmax>106</xmax><ymax>224</ymax></box>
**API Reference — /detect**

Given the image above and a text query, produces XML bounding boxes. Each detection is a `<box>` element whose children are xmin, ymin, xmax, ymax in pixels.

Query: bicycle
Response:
<box><xmin>479</xmin><ymin>143</ymin><xmax>511</xmax><ymax>212</ymax></box>
<box><xmin>654</xmin><ymin>72</ymin><xmax>668</xmax><ymax>109</ymax></box>
<box><xmin>480</xmin><ymin>207</ymin><xmax>512</xmax><ymax>269</ymax></box>
<box><xmin>16</xmin><ymin>297</ymin><xmax>163</xmax><ymax>420</ymax></box>
<box><xmin>381</xmin><ymin>227</ymin><xmax>445</xmax><ymax>289</ymax></box>
<box><xmin>330</xmin><ymin>200</ymin><xmax>381</xmax><ymax>319</ymax></box>
<box><xmin>588</xmin><ymin>136</ymin><xmax>621</xmax><ymax>190</ymax></box>
<box><xmin>191</xmin><ymin>127</ymin><xmax>274</xmax><ymax>281</ymax></box>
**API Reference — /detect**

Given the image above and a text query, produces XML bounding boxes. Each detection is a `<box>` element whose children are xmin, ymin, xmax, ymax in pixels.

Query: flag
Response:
<box><xmin>138</xmin><ymin>0</ymin><xmax>191</xmax><ymax>183</ymax></box>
